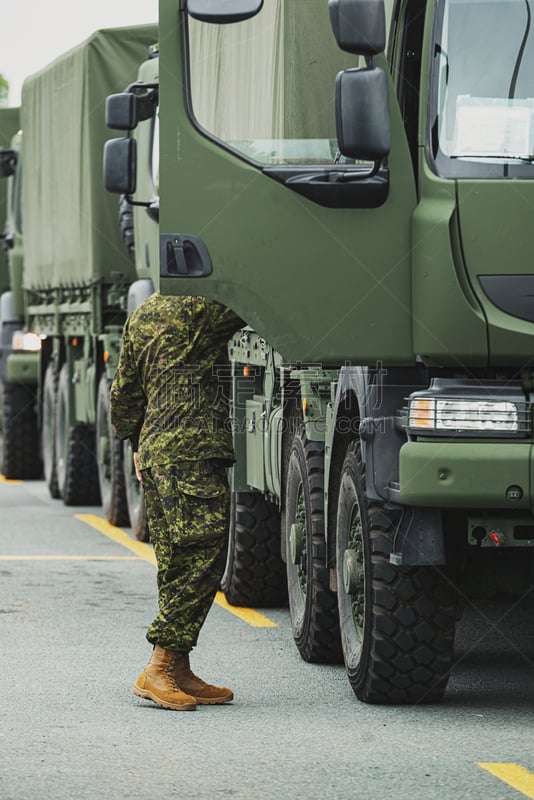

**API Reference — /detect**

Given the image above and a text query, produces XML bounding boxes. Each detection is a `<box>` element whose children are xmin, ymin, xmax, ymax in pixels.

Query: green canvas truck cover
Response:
<box><xmin>21</xmin><ymin>24</ymin><xmax>157</xmax><ymax>291</ymax></box>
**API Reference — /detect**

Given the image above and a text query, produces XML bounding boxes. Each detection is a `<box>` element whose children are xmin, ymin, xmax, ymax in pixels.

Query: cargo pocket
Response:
<box><xmin>171</xmin><ymin>460</ymin><xmax>230</xmax><ymax>546</ymax></box>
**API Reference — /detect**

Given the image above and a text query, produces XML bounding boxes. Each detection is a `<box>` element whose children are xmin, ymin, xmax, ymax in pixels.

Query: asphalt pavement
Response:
<box><xmin>1</xmin><ymin>476</ymin><xmax>534</xmax><ymax>800</ymax></box>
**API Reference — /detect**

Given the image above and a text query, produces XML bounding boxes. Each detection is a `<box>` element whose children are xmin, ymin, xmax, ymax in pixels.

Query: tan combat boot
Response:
<box><xmin>133</xmin><ymin>645</ymin><xmax>197</xmax><ymax>711</ymax></box>
<box><xmin>173</xmin><ymin>653</ymin><xmax>234</xmax><ymax>705</ymax></box>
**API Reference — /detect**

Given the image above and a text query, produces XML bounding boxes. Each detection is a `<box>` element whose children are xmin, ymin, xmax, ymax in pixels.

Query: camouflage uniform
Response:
<box><xmin>110</xmin><ymin>293</ymin><xmax>243</xmax><ymax>653</ymax></box>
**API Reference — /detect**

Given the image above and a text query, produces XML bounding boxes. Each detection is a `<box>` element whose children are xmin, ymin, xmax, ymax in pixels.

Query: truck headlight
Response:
<box><xmin>409</xmin><ymin>398</ymin><xmax>519</xmax><ymax>433</ymax></box>
<box><xmin>12</xmin><ymin>331</ymin><xmax>42</xmax><ymax>352</ymax></box>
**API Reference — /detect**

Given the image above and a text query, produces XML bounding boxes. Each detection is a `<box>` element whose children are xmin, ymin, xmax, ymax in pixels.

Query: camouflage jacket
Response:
<box><xmin>110</xmin><ymin>293</ymin><xmax>244</xmax><ymax>470</ymax></box>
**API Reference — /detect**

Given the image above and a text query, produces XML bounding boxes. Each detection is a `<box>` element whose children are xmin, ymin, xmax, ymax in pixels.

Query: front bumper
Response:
<box><xmin>399</xmin><ymin>441</ymin><xmax>532</xmax><ymax>509</ymax></box>
<box><xmin>5</xmin><ymin>351</ymin><xmax>39</xmax><ymax>385</ymax></box>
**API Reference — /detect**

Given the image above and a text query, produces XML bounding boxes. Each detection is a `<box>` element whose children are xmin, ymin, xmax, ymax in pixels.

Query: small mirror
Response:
<box><xmin>103</xmin><ymin>138</ymin><xmax>137</xmax><ymax>195</ymax></box>
<box><xmin>106</xmin><ymin>93</ymin><xmax>138</xmax><ymax>131</ymax></box>
<box><xmin>335</xmin><ymin>68</ymin><xmax>390</xmax><ymax>160</ymax></box>
<box><xmin>0</xmin><ymin>149</ymin><xmax>17</xmax><ymax>179</ymax></box>
<box><xmin>187</xmin><ymin>0</ymin><xmax>263</xmax><ymax>24</ymax></box>
<box><xmin>106</xmin><ymin>90</ymin><xmax>157</xmax><ymax>131</ymax></box>
<box><xmin>329</xmin><ymin>0</ymin><xmax>386</xmax><ymax>56</ymax></box>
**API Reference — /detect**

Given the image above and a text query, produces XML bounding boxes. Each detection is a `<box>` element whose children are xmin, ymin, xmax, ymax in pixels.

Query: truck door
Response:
<box><xmin>159</xmin><ymin>0</ymin><xmax>417</xmax><ymax>365</ymax></box>
<box><xmin>429</xmin><ymin>0</ymin><xmax>534</xmax><ymax>366</ymax></box>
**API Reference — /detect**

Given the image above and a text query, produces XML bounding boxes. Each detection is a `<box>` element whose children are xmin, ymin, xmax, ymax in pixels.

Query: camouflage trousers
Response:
<box><xmin>141</xmin><ymin>460</ymin><xmax>230</xmax><ymax>653</ymax></box>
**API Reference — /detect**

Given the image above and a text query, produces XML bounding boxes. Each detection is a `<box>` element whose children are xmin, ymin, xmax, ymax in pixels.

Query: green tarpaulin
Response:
<box><xmin>21</xmin><ymin>24</ymin><xmax>157</xmax><ymax>291</ymax></box>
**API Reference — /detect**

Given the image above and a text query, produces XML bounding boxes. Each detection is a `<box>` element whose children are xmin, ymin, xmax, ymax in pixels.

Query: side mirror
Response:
<box><xmin>106</xmin><ymin>94</ymin><xmax>137</xmax><ymax>131</ymax></box>
<box><xmin>329</xmin><ymin>0</ymin><xmax>386</xmax><ymax>56</ymax></box>
<box><xmin>0</xmin><ymin>149</ymin><xmax>17</xmax><ymax>179</ymax></box>
<box><xmin>103</xmin><ymin>138</ymin><xmax>137</xmax><ymax>195</ymax></box>
<box><xmin>106</xmin><ymin>91</ymin><xmax>156</xmax><ymax>131</ymax></box>
<box><xmin>186</xmin><ymin>0</ymin><xmax>263</xmax><ymax>23</ymax></box>
<box><xmin>335</xmin><ymin>68</ymin><xmax>390</xmax><ymax>160</ymax></box>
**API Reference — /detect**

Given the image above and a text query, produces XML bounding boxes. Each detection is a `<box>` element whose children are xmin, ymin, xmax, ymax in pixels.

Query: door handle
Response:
<box><xmin>160</xmin><ymin>234</ymin><xmax>213</xmax><ymax>277</ymax></box>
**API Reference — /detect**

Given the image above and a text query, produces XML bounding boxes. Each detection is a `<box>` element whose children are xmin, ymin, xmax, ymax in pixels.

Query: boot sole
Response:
<box><xmin>133</xmin><ymin>686</ymin><xmax>196</xmax><ymax>711</ymax></box>
<box><xmin>192</xmin><ymin>692</ymin><xmax>234</xmax><ymax>705</ymax></box>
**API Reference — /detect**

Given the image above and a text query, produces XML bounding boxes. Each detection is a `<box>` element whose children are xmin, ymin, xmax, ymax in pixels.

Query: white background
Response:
<box><xmin>1</xmin><ymin>1</ymin><xmax>158</xmax><ymax>105</ymax></box>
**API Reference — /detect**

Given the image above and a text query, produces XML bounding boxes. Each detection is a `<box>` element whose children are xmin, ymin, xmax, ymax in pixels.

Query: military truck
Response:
<box><xmin>107</xmin><ymin>0</ymin><xmax>534</xmax><ymax>704</ymax></box>
<box><xmin>0</xmin><ymin>106</ymin><xmax>19</xmax><ymax>286</ymax></box>
<box><xmin>0</xmin><ymin>106</ymin><xmax>20</xmax><ymax>366</ymax></box>
<box><xmin>0</xmin><ymin>108</ymin><xmax>37</xmax><ymax>480</ymax></box>
<box><xmin>105</xmin><ymin>41</ymin><xmax>161</xmax><ymax>540</ymax></box>
<box><xmin>0</xmin><ymin>25</ymin><xmax>157</xmax><ymax>535</ymax></box>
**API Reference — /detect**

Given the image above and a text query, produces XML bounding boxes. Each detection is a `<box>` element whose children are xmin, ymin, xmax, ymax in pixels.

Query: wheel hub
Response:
<box><xmin>289</xmin><ymin>521</ymin><xmax>305</xmax><ymax>565</ymax></box>
<box><xmin>343</xmin><ymin>548</ymin><xmax>361</xmax><ymax>595</ymax></box>
<box><xmin>99</xmin><ymin>434</ymin><xmax>110</xmax><ymax>466</ymax></box>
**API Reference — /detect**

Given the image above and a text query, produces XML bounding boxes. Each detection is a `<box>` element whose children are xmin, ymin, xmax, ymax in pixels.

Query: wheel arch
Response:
<box><xmin>326</xmin><ymin>370</ymin><xmax>363</xmax><ymax>568</ymax></box>
<box><xmin>328</xmin><ymin>365</ymin><xmax>448</xmax><ymax>569</ymax></box>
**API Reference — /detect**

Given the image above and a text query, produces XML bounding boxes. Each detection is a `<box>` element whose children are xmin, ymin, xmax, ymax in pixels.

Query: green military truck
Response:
<box><xmin>0</xmin><ymin>108</ymin><xmax>35</xmax><ymax>480</ymax></box>
<box><xmin>0</xmin><ymin>106</ymin><xmax>20</xmax><ymax>359</ymax></box>
<box><xmin>0</xmin><ymin>25</ymin><xmax>157</xmax><ymax>535</ymax></box>
<box><xmin>107</xmin><ymin>0</ymin><xmax>534</xmax><ymax>704</ymax></box>
<box><xmin>105</xmin><ymin>40</ymin><xmax>161</xmax><ymax>540</ymax></box>
<box><xmin>0</xmin><ymin>106</ymin><xmax>19</xmax><ymax>289</ymax></box>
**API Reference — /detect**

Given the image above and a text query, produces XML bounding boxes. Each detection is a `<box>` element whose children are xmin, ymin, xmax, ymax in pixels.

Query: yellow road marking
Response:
<box><xmin>214</xmin><ymin>589</ymin><xmax>278</xmax><ymax>628</ymax></box>
<box><xmin>75</xmin><ymin>514</ymin><xmax>156</xmax><ymax>565</ymax></box>
<box><xmin>76</xmin><ymin>513</ymin><xmax>278</xmax><ymax>628</ymax></box>
<box><xmin>478</xmin><ymin>763</ymin><xmax>534</xmax><ymax>799</ymax></box>
<box><xmin>0</xmin><ymin>475</ymin><xmax>22</xmax><ymax>484</ymax></box>
<box><xmin>0</xmin><ymin>555</ymin><xmax>141</xmax><ymax>561</ymax></box>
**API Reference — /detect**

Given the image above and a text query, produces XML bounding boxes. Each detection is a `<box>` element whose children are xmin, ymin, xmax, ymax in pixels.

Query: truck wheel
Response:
<box><xmin>221</xmin><ymin>491</ymin><xmax>288</xmax><ymax>607</ymax></box>
<box><xmin>42</xmin><ymin>363</ymin><xmax>60</xmax><ymax>498</ymax></box>
<box><xmin>96</xmin><ymin>375</ymin><xmax>129</xmax><ymax>526</ymax></box>
<box><xmin>55</xmin><ymin>364</ymin><xmax>100</xmax><ymax>506</ymax></box>
<box><xmin>0</xmin><ymin>381</ymin><xmax>41</xmax><ymax>479</ymax></box>
<box><xmin>123</xmin><ymin>441</ymin><xmax>149</xmax><ymax>542</ymax></box>
<box><xmin>285</xmin><ymin>425</ymin><xmax>342</xmax><ymax>663</ymax></box>
<box><xmin>336</xmin><ymin>440</ymin><xmax>456</xmax><ymax>704</ymax></box>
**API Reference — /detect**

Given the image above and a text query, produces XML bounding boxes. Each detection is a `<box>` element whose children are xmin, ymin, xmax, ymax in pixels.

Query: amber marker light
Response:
<box><xmin>409</xmin><ymin>398</ymin><xmax>435</xmax><ymax>429</ymax></box>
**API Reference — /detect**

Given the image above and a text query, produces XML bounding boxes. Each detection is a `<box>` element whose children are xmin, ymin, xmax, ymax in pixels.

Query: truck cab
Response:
<box><xmin>104</xmin><ymin>44</ymin><xmax>160</xmax><ymax>539</ymax></box>
<box><xmin>111</xmin><ymin>0</ymin><xmax>534</xmax><ymax>704</ymax></box>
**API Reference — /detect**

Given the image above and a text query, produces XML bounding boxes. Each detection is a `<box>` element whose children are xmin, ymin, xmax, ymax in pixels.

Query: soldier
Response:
<box><xmin>110</xmin><ymin>292</ymin><xmax>244</xmax><ymax>711</ymax></box>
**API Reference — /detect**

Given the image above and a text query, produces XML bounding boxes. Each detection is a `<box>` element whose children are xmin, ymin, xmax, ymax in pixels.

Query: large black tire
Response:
<box><xmin>221</xmin><ymin>491</ymin><xmax>288</xmax><ymax>608</ymax></box>
<box><xmin>285</xmin><ymin>424</ymin><xmax>342</xmax><ymax>663</ymax></box>
<box><xmin>96</xmin><ymin>375</ymin><xmax>129</xmax><ymax>526</ymax></box>
<box><xmin>55</xmin><ymin>364</ymin><xmax>100</xmax><ymax>506</ymax></box>
<box><xmin>42</xmin><ymin>362</ymin><xmax>60</xmax><ymax>498</ymax></box>
<box><xmin>336</xmin><ymin>441</ymin><xmax>457</xmax><ymax>704</ymax></box>
<box><xmin>0</xmin><ymin>381</ymin><xmax>41</xmax><ymax>479</ymax></box>
<box><xmin>123</xmin><ymin>441</ymin><xmax>149</xmax><ymax>542</ymax></box>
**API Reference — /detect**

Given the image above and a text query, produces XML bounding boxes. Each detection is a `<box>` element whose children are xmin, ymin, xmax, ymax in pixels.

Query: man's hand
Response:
<box><xmin>133</xmin><ymin>452</ymin><xmax>142</xmax><ymax>483</ymax></box>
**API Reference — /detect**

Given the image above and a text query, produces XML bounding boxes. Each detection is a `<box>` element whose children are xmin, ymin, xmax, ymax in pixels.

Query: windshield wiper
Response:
<box><xmin>451</xmin><ymin>153</ymin><xmax>534</xmax><ymax>162</ymax></box>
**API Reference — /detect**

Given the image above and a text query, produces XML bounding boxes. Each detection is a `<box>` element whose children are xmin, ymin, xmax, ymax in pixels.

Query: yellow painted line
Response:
<box><xmin>478</xmin><ymin>763</ymin><xmax>534</xmax><ymax>799</ymax></box>
<box><xmin>0</xmin><ymin>555</ymin><xmax>141</xmax><ymax>561</ymax></box>
<box><xmin>75</xmin><ymin>514</ymin><xmax>156</xmax><ymax>565</ymax></box>
<box><xmin>0</xmin><ymin>475</ymin><xmax>22</xmax><ymax>485</ymax></box>
<box><xmin>214</xmin><ymin>590</ymin><xmax>277</xmax><ymax>628</ymax></box>
<box><xmin>76</xmin><ymin>512</ymin><xmax>277</xmax><ymax>628</ymax></box>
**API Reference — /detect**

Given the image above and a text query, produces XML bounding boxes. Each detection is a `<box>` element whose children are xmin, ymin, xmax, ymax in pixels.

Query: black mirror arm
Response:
<box><xmin>337</xmin><ymin>160</ymin><xmax>382</xmax><ymax>181</ymax></box>
<box><xmin>146</xmin><ymin>200</ymin><xmax>160</xmax><ymax>222</ymax></box>
<box><xmin>124</xmin><ymin>194</ymin><xmax>153</xmax><ymax>208</ymax></box>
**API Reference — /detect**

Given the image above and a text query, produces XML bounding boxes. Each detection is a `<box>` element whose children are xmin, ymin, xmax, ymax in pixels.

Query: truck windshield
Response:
<box><xmin>185</xmin><ymin>1</ymin><xmax>354</xmax><ymax>167</ymax></box>
<box><xmin>432</xmin><ymin>0</ymin><xmax>534</xmax><ymax>178</ymax></box>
